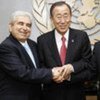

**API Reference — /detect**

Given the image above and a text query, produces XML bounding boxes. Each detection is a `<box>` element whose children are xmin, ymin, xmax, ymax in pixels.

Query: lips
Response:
<box><xmin>59</xmin><ymin>26</ymin><xmax>66</xmax><ymax>29</ymax></box>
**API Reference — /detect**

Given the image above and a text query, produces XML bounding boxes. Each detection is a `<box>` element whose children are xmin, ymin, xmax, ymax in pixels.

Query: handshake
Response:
<box><xmin>52</xmin><ymin>64</ymin><xmax>74</xmax><ymax>83</ymax></box>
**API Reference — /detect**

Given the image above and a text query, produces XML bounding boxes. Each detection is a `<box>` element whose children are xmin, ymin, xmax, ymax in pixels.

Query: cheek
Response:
<box><xmin>67</xmin><ymin>17</ymin><xmax>71</xmax><ymax>22</ymax></box>
<box><xmin>27</xmin><ymin>32</ymin><xmax>31</xmax><ymax>36</ymax></box>
<box><xmin>28</xmin><ymin>29</ymin><xmax>31</xmax><ymax>34</ymax></box>
<box><xmin>26</xmin><ymin>31</ymin><xmax>31</xmax><ymax>37</ymax></box>
<box><xmin>53</xmin><ymin>20</ymin><xmax>60</xmax><ymax>26</ymax></box>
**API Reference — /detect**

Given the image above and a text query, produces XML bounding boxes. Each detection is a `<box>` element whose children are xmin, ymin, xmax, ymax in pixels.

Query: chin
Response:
<box><xmin>60</xmin><ymin>30</ymin><xmax>67</xmax><ymax>33</ymax></box>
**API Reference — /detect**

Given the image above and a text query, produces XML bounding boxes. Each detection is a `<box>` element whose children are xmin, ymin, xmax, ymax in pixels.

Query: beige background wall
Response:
<box><xmin>0</xmin><ymin>0</ymin><xmax>100</xmax><ymax>44</ymax></box>
<box><xmin>0</xmin><ymin>0</ymin><xmax>40</xmax><ymax>43</ymax></box>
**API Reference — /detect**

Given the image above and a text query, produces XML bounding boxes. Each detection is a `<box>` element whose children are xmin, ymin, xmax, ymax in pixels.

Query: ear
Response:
<box><xmin>9</xmin><ymin>23</ymin><xmax>12</xmax><ymax>32</ymax></box>
<box><xmin>50</xmin><ymin>16</ymin><xmax>52</xmax><ymax>21</ymax></box>
<box><xmin>50</xmin><ymin>17</ymin><xmax>55</xmax><ymax>29</ymax></box>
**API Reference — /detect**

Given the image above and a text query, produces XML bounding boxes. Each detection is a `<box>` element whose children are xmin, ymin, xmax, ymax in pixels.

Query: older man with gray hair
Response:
<box><xmin>0</xmin><ymin>10</ymin><xmax>64</xmax><ymax>100</ymax></box>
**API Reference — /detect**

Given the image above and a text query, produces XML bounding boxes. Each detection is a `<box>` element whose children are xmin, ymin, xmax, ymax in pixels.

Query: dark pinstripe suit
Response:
<box><xmin>0</xmin><ymin>34</ymin><xmax>52</xmax><ymax>100</ymax></box>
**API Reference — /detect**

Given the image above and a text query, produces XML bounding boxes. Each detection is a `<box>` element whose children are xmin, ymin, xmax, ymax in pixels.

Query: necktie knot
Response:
<box><xmin>61</xmin><ymin>36</ymin><xmax>66</xmax><ymax>43</ymax></box>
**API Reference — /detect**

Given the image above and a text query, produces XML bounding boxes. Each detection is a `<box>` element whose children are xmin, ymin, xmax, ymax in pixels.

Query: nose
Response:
<box><xmin>23</xmin><ymin>25</ymin><xmax>27</xmax><ymax>30</ymax></box>
<box><xmin>60</xmin><ymin>17</ymin><xmax>65</xmax><ymax>23</ymax></box>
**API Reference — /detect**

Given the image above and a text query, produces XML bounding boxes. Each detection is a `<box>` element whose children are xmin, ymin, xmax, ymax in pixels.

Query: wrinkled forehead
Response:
<box><xmin>10</xmin><ymin>15</ymin><xmax>32</xmax><ymax>24</ymax></box>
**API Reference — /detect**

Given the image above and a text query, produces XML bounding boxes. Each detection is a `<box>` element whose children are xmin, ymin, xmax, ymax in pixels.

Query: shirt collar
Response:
<box><xmin>20</xmin><ymin>41</ymin><xmax>28</xmax><ymax>47</ymax></box>
<box><xmin>55</xmin><ymin>29</ymin><xmax>69</xmax><ymax>42</ymax></box>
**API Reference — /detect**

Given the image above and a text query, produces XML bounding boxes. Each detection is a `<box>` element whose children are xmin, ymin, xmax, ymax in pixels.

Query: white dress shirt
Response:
<box><xmin>55</xmin><ymin>29</ymin><xmax>74</xmax><ymax>75</ymax></box>
<box><xmin>55</xmin><ymin>29</ymin><xmax>69</xmax><ymax>54</ymax></box>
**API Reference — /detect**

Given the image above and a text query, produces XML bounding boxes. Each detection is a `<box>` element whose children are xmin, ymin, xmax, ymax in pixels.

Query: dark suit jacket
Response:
<box><xmin>91</xmin><ymin>41</ymin><xmax>100</xmax><ymax>99</ymax></box>
<box><xmin>0</xmin><ymin>34</ymin><xmax>52</xmax><ymax>100</ymax></box>
<box><xmin>37</xmin><ymin>28</ymin><xmax>92</xmax><ymax>100</ymax></box>
<box><xmin>92</xmin><ymin>41</ymin><xmax>100</xmax><ymax>79</ymax></box>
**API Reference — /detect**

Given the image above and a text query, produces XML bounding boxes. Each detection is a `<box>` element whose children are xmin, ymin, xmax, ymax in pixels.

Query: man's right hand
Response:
<box><xmin>52</xmin><ymin>67</ymin><xmax>65</xmax><ymax>83</ymax></box>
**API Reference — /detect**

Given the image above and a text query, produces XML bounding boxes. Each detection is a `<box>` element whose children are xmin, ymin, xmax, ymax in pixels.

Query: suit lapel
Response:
<box><xmin>27</xmin><ymin>40</ymin><xmax>40</xmax><ymax>68</ymax></box>
<box><xmin>65</xmin><ymin>29</ymin><xmax>76</xmax><ymax>63</ymax></box>
<box><xmin>48</xmin><ymin>31</ymin><xmax>62</xmax><ymax>65</ymax></box>
<box><xmin>47</xmin><ymin>29</ymin><xmax>77</xmax><ymax>65</ymax></box>
<box><xmin>9</xmin><ymin>35</ymin><xmax>36</xmax><ymax>68</ymax></box>
<box><xmin>21</xmin><ymin>46</ymin><xmax>34</xmax><ymax>68</ymax></box>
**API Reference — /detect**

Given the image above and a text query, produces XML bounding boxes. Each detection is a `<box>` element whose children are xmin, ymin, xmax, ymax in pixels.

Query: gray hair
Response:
<box><xmin>9</xmin><ymin>11</ymin><xmax>33</xmax><ymax>24</ymax></box>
